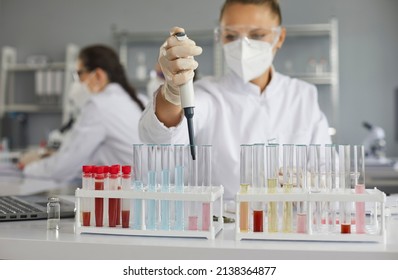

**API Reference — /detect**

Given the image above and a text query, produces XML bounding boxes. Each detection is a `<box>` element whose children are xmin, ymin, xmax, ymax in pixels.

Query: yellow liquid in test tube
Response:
<box><xmin>282</xmin><ymin>183</ymin><xmax>293</xmax><ymax>233</ymax></box>
<box><xmin>240</xmin><ymin>184</ymin><xmax>250</xmax><ymax>232</ymax></box>
<box><xmin>268</xmin><ymin>178</ymin><xmax>278</xmax><ymax>233</ymax></box>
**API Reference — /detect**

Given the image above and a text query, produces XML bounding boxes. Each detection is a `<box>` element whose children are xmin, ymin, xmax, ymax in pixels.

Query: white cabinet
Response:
<box><xmin>274</xmin><ymin>18</ymin><xmax>339</xmax><ymax>140</ymax></box>
<box><xmin>0</xmin><ymin>44</ymin><xmax>79</xmax><ymax>125</ymax></box>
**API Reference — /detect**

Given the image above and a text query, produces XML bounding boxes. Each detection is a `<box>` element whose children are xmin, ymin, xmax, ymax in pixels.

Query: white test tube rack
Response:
<box><xmin>235</xmin><ymin>187</ymin><xmax>386</xmax><ymax>242</ymax></box>
<box><xmin>75</xmin><ymin>185</ymin><xmax>224</xmax><ymax>240</ymax></box>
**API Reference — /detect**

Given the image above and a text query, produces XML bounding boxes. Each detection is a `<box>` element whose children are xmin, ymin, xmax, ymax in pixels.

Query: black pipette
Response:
<box><xmin>175</xmin><ymin>32</ymin><xmax>196</xmax><ymax>160</ymax></box>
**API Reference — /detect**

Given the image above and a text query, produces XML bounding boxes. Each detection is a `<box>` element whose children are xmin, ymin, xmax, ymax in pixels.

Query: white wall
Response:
<box><xmin>1</xmin><ymin>0</ymin><xmax>397</xmax><ymax>156</ymax></box>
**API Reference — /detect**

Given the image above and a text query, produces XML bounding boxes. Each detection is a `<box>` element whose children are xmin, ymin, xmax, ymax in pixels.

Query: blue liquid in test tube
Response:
<box><xmin>160</xmin><ymin>142</ymin><xmax>171</xmax><ymax>230</ymax></box>
<box><xmin>174</xmin><ymin>144</ymin><xmax>185</xmax><ymax>230</ymax></box>
<box><xmin>146</xmin><ymin>143</ymin><xmax>158</xmax><ymax>230</ymax></box>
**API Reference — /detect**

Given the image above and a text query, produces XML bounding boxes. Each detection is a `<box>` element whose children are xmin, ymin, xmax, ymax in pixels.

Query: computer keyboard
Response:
<box><xmin>0</xmin><ymin>196</ymin><xmax>42</xmax><ymax>214</ymax></box>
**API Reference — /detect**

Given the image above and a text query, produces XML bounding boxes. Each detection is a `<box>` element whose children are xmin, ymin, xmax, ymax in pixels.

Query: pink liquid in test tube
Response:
<box><xmin>355</xmin><ymin>184</ymin><xmax>366</xmax><ymax>233</ymax></box>
<box><xmin>202</xmin><ymin>203</ymin><xmax>210</xmax><ymax>231</ymax></box>
<box><xmin>297</xmin><ymin>213</ymin><xmax>307</xmax><ymax>233</ymax></box>
<box><xmin>188</xmin><ymin>216</ymin><xmax>198</xmax><ymax>230</ymax></box>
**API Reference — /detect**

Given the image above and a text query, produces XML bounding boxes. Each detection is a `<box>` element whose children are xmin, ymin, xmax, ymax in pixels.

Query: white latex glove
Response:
<box><xmin>158</xmin><ymin>26</ymin><xmax>202</xmax><ymax>106</ymax></box>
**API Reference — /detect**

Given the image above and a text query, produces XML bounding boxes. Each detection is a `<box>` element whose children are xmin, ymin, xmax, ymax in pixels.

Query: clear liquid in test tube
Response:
<box><xmin>296</xmin><ymin>145</ymin><xmax>308</xmax><ymax>233</ymax></box>
<box><xmin>240</xmin><ymin>144</ymin><xmax>252</xmax><ymax>232</ymax></box>
<box><xmin>160</xmin><ymin>144</ymin><xmax>171</xmax><ymax>230</ymax></box>
<box><xmin>266</xmin><ymin>144</ymin><xmax>279</xmax><ymax>233</ymax></box>
<box><xmin>339</xmin><ymin>145</ymin><xmax>351</xmax><ymax>234</ymax></box>
<box><xmin>309</xmin><ymin>144</ymin><xmax>322</xmax><ymax>232</ymax></box>
<box><xmin>174</xmin><ymin>144</ymin><xmax>185</xmax><ymax>230</ymax></box>
<box><xmin>354</xmin><ymin>145</ymin><xmax>366</xmax><ymax>234</ymax></box>
<box><xmin>282</xmin><ymin>144</ymin><xmax>294</xmax><ymax>233</ymax></box>
<box><xmin>147</xmin><ymin>144</ymin><xmax>158</xmax><ymax>230</ymax></box>
<box><xmin>82</xmin><ymin>165</ymin><xmax>93</xmax><ymax>226</ymax></box>
<box><xmin>187</xmin><ymin>145</ymin><xmax>199</xmax><ymax>230</ymax></box>
<box><xmin>201</xmin><ymin>145</ymin><xmax>212</xmax><ymax>231</ymax></box>
<box><xmin>133</xmin><ymin>144</ymin><xmax>145</xmax><ymax>230</ymax></box>
<box><xmin>325</xmin><ymin>144</ymin><xmax>338</xmax><ymax>231</ymax></box>
<box><xmin>252</xmin><ymin>143</ymin><xmax>265</xmax><ymax>232</ymax></box>
<box><xmin>121</xmin><ymin>165</ymin><xmax>131</xmax><ymax>228</ymax></box>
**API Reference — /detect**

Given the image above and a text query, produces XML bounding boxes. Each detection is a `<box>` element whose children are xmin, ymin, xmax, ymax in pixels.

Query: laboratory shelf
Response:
<box><xmin>285</xmin><ymin>23</ymin><xmax>333</xmax><ymax>37</ymax></box>
<box><xmin>6</xmin><ymin>62</ymin><xmax>66</xmax><ymax>71</ymax></box>
<box><xmin>235</xmin><ymin>188</ymin><xmax>386</xmax><ymax>243</ymax></box>
<box><xmin>288</xmin><ymin>72</ymin><xmax>335</xmax><ymax>85</ymax></box>
<box><xmin>0</xmin><ymin>44</ymin><xmax>79</xmax><ymax>125</ymax></box>
<box><xmin>4</xmin><ymin>104</ymin><xmax>62</xmax><ymax>113</ymax></box>
<box><xmin>75</xmin><ymin>186</ymin><xmax>224</xmax><ymax>240</ymax></box>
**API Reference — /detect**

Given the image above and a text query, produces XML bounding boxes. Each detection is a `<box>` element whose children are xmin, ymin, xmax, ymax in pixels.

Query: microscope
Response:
<box><xmin>362</xmin><ymin>122</ymin><xmax>391</xmax><ymax>165</ymax></box>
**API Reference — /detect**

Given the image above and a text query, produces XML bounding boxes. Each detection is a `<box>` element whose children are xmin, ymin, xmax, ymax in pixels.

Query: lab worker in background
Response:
<box><xmin>139</xmin><ymin>0</ymin><xmax>332</xmax><ymax>201</ymax></box>
<box><xmin>20</xmin><ymin>44</ymin><xmax>147</xmax><ymax>182</ymax></box>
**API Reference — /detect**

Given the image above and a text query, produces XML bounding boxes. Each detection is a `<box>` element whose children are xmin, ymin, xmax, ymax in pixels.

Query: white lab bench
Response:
<box><xmin>1</xmin><ymin>196</ymin><xmax>398</xmax><ymax>260</ymax></box>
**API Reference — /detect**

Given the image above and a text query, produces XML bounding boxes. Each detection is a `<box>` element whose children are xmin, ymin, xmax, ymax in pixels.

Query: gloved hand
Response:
<box><xmin>17</xmin><ymin>149</ymin><xmax>43</xmax><ymax>170</ymax></box>
<box><xmin>158</xmin><ymin>26</ymin><xmax>202</xmax><ymax>106</ymax></box>
<box><xmin>17</xmin><ymin>148</ymin><xmax>53</xmax><ymax>170</ymax></box>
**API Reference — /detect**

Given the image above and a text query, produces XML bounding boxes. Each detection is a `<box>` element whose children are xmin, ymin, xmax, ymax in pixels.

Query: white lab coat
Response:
<box><xmin>139</xmin><ymin>70</ymin><xmax>332</xmax><ymax>200</ymax></box>
<box><xmin>24</xmin><ymin>83</ymin><xmax>146</xmax><ymax>182</ymax></box>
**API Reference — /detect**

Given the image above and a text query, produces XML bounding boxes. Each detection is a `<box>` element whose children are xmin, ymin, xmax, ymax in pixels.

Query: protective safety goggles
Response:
<box><xmin>214</xmin><ymin>25</ymin><xmax>281</xmax><ymax>45</ymax></box>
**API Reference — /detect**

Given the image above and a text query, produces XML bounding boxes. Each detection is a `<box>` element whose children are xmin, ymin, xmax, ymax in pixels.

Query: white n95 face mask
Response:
<box><xmin>67</xmin><ymin>81</ymin><xmax>90</xmax><ymax>118</ymax></box>
<box><xmin>223</xmin><ymin>38</ymin><xmax>274</xmax><ymax>83</ymax></box>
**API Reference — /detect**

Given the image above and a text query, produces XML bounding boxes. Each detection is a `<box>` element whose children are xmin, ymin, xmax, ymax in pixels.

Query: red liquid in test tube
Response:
<box><xmin>341</xmin><ymin>223</ymin><xmax>351</xmax><ymax>234</ymax></box>
<box><xmin>108</xmin><ymin>165</ymin><xmax>120</xmax><ymax>227</ymax></box>
<box><xmin>253</xmin><ymin>210</ymin><xmax>264</xmax><ymax>232</ymax></box>
<box><xmin>95</xmin><ymin>166</ymin><xmax>105</xmax><ymax>227</ymax></box>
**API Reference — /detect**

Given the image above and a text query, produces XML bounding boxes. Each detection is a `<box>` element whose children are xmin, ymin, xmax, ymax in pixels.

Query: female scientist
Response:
<box><xmin>139</xmin><ymin>0</ymin><xmax>332</xmax><ymax>201</ymax></box>
<box><xmin>21</xmin><ymin>45</ymin><xmax>147</xmax><ymax>182</ymax></box>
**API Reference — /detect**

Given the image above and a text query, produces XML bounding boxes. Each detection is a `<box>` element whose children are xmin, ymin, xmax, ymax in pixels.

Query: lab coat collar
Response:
<box><xmin>222</xmin><ymin>66</ymin><xmax>280</xmax><ymax>98</ymax></box>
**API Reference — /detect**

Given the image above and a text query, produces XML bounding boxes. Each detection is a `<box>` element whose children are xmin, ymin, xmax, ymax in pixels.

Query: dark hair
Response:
<box><xmin>78</xmin><ymin>45</ymin><xmax>145</xmax><ymax>111</ymax></box>
<box><xmin>219</xmin><ymin>0</ymin><xmax>282</xmax><ymax>25</ymax></box>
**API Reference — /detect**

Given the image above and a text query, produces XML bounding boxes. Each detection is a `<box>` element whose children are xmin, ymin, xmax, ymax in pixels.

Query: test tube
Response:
<box><xmin>160</xmin><ymin>144</ymin><xmax>171</xmax><ymax>230</ymax></box>
<box><xmin>103</xmin><ymin>166</ymin><xmax>110</xmax><ymax>226</ymax></box>
<box><xmin>121</xmin><ymin>165</ymin><xmax>131</xmax><ymax>228</ymax></box>
<box><xmin>266</xmin><ymin>144</ymin><xmax>279</xmax><ymax>233</ymax></box>
<box><xmin>187</xmin><ymin>145</ymin><xmax>199</xmax><ymax>230</ymax></box>
<box><xmin>339</xmin><ymin>145</ymin><xmax>351</xmax><ymax>234</ymax></box>
<box><xmin>239</xmin><ymin>144</ymin><xmax>252</xmax><ymax>232</ymax></box>
<box><xmin>252</xmin><ymin>143</ymin><xmax>265</xmax><ymax>232</ymax></box>
<box><xmin>201</xmin><ymin>145</ymin><xmax>212</xmax><ymax>231</ymax></box>
<box><xmin>82</xmin><ymin>165</ymin><xmax>92</xmax><ymax>227</ymax></box>
<box><xmin>325</xmin><ymin>144</ymin><xmax>337</xmax><ymax>230</ymax></box>
<box><xmin>296</xmin><ymin>145</ymin><xmax>308</xmax><ymax>233</ymax></box>
<box><xmin>133</xmin><ymin>144</ymin><xmax>145</xmax><ymax>230</ymax></box>
<box><xmin>108</xmin><ymin>165</ymin><xmax>119</xmax><ymax>227</ymax></box>
<box><xmin>354</xmin><ymin>145</ymin><xmax>366</xmax><ymax>234</ymax></box>
<box><xmin>282</xmin><ymin>144</ymin><xmax>294</xmax><ymax>233</ymax></box>
<box><xmin>115</xmin><ymin>164</ymin><xmax>121</xmax><ymax>226</ymax></box>
<box><xmin>309</xmin><ymin>144</ymin><xmax>321</xmax><ymax>232</ymax></box>
<box><xmin>147</xmin><ymin>144</ymin><xmax>158</xmax><ymax>230</ymax></box>
<box><xmin>174</xmin><ymin>144</ymin><xmax>185</xmax><ymax>230</ymax></box>
<box><xmin>94</xmin><ymin>166</ymin><xmax>105</xmax><ymax>227</ymax></box>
